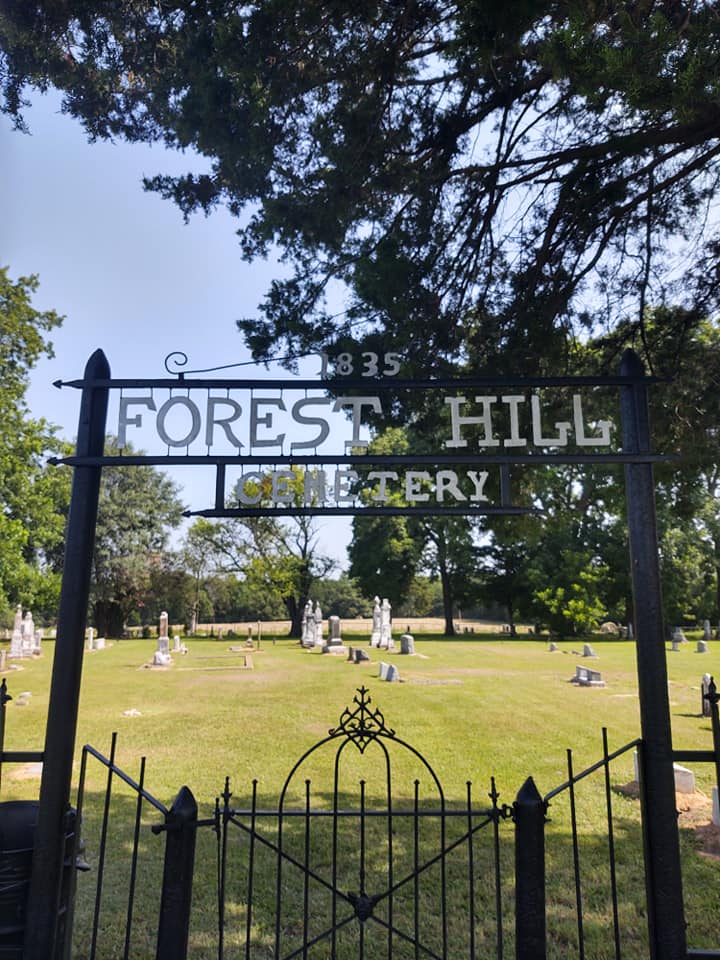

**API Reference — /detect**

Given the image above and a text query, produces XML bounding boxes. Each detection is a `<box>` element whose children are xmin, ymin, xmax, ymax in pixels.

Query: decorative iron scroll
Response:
<box><xmin>328</xmin><ymin>686</ymin><xmax>396</xmax><ymax>754</ymax></box>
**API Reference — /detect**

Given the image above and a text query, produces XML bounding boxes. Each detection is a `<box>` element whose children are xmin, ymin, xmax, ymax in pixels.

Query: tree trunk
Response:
<box><xmin>440</xmin><ymin>566</ymin><xmax>455</xmax><ymax>636</ymax></box>
<box><xmin>285</xmin><ymin>595</ymin><xmax>304</xmax><ymax>639</ymax></box>
<box><xmin>507</xmin><ymin>599</ymin><xmax>517</xmax><ymax>636</ymax></box>
<box><xmin>92</xmin><ymin>600</ymin><xmax>125</xmax><ymax>638</ymax></box>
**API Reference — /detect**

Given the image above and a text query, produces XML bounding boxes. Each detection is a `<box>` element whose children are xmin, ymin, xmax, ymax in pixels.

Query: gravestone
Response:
<box><xmin>582</xmin><ymin>643</ymin><xmax>597</xmax><ymax>658</ymax></box>
<box><xmin>548</xmin><ymin>641</ymin><xmax>559</xmax><ymax>652</ymax></box>
<box><xmin>354</xmin><ymin>648</ymin><xmax>370</xmax><ymax>663</ymax></box>
<box><xmin>572</xmin><ymin>665</ymin><xmax>605</xmax><ymax>687</ymax></box>
<box><xmin>301</xmin><ymin>600</ymin><xmax>313</xmax><ymax>647</ymax></box>
<box><xmin>9</xmin><ymin>605</ymin><xmax>23</xmax><ymax>659</ymax></box>
<box><xmin>671</xmin><ymin>626</ymin><xmax>687</xmax><ymax>644</ymax></box>
<box><xmin>370</xmin><ymin>596</ymin><xmax>382</xmax><ymax>647</ymax></box>
<box><xmin>696</xmin><ymin>639</ymin><xmax>708</xmax><ymax>654</ymax></box>
<box><xmin>400</xmin><ymin>633</ymin><xmax>415</xmax><ymax>655</ymax></box>
<box><xmin>93</xmin><ymin>636</ymin><xmax>106</xmax><ymax>650</ymax></box>
<box><xmin>670</xmin><ymin>637</ymin><xmax>681</xmax><ymax>652</ymax></box>
<box><xmin>627</xmin><ymin>622</ymin><xmax>633</xmax><ymax>639</ymax></box>
<box><xmin>701</xmin><ymin>674</ymin><xmax>713</xmax><ymax>718</ymax></box>
<box><xmin>20</xmin><ymin>611</ymin><xmax>35</xmax><ymax>657</ymax></box>
<box><xmin>173</xmin><ymin>635</ymin><xmax>187</xmax><ymax>654</ymax></box>
<box><xmin>703</xmin><ymin>619</ymin><xmax>712</xmax><ymax>641</ymax></box>
<box><xmin>322</xmin><ymin>615</ymin><xmax>347</xmax><ymax>655</ymax></box>
<box><xmin>632</xmin><ymin>751</ymin><xmax>697</xmax><ymax>793</ymax></box>
<box><xmin>313</xmin><ymin>603</ymin><xmax>324</xmax><ymax>647</ymax></box>
<box><xmin>86</xmin><ymin>627</ymin><xmax>95</xmax><ymax>652</ymax></box>
<box><xmin>32</xmin><ymin>629</ymin><xmax>42</xmax><ymax>656</ymax></box>
<box><xmin>153</xmin><ymin>611</ymin><xmax>172</xmax><ymax>666</ymax></box>
<box><xmin>0</xmin><ymin>650</ymin><xmax>6</xmax><ymax>672</ymax></box>
<box><xmin>378</xmin><ymin>661</ymin><xmax>399</xmax><ymax>682</ymax></box>
<box><xmin>379</xmin><ymin>598</ymin><xmax>394</xmax><ymax>650</ymax></box>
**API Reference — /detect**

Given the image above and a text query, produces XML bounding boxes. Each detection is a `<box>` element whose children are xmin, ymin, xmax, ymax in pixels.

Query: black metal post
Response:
<box><xmin>154</xmin><ymin>786</ymin><xmax>198</xmax><ymax>960</ymax></box>
<box><xmin>23</xmin><ymin>350</ymin><xmax>110</xmax><ymax>960</ymax></box>
<box><xmin>514</xmin><ymin>776</ymin><xmax>546</xmax><ymax>960</ymax></box>
<box><xmin>620</xmin><ymin>348</ymin><xmax>686</xmax><ymax>959</ymax></box>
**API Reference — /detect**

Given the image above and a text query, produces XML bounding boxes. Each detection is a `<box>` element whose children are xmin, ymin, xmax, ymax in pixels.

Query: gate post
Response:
<box><xmin>23</xmin><ymin>350</ymin><xmax>110</xmax><ymax>960</ymax></box>
<box><xmin>514</xmin><ymin>776</ymin><xmax>546</xmax><ymax>960</ymax></box>
<box><xmin>620</xmin><ymin>348</ymin><xmax>686</xmax><ymax>959</ymax></box>
<box><xmin>154</xmin><ymin>786</ymin><xmax>198</xmax><ymax>960</ymax></box>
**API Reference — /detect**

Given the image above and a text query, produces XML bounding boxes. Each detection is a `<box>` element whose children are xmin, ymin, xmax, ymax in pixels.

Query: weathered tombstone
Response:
<box><xmin>322</xmin><ymin>615</ymin><xmax>347</xmax><ymax>655</ymax></box>
<box><xmin>696</xmin><ymin>639</ymin><xmax>708</xmax><ymax>654</ymax></box>
<box><xmin>548</xmin><ymin>641</ymin><xmax>559</xmax><ymax>652</ymax></box>
<box><xmin>400</xmin><ymin>633</ymin><xmax>415</xmax><ymax>655</ymax></box>
<box><xmin>703</xmin><ymin>619</ymin><xmax>712</xmax><ymax>641</ymax></box>
<box><xmin>173</xmin><ymin>635</ymin><xmax>187</xmax><ymax>654</ymax></box>
<box><xmin>572</xmin><ymin>665</ymin><xmax>605</xmax><ymax>686</ymax></box>
<box><xmin>0</xmin><ymin>650</ymin><xmax>7</xmax><ymax>672</ymax></box>
<box><xmin>32</xmin><ymin>629</ymin><xmax>43</xmax><ymax>655</ymax></box>
<box><xmin>21</xmin><ymin>611</ymin><xmax>35</xmax><ymax>657</ymax></box>
<box><xmin>9</xmin><ymin>605</ymin><xmax>23</xmax><ymax>659</ymax></box>
<box><xmin>582</xmin><ymin>643</ymin><xmax>597</xmax><ymax>658</ymax></box>
<box><xmin>153</xmin><ymin>611</ymin><xmax>172</xmax><ymax>665</ymax></box>
<box><xmin>670</xmin><ymin>637</ymin><xmax>681</xmax><ymax>652</ymax></box>
<box><xmin>672</xmin><ymin>626</ymin><xmax>687</xmax><ymax>644</ymax></box>
<box><xmin>314</xmin><ymin>602</ymin><xmax>324</xmax><ymax>646</ymax></box>
<box><xmin>301</xmin><ymin>600</ymin><xmax>312</xmax><ymax>647</ymax></box>
<box><xmin>370</xmin><ymin>596</ymin><xmax>382</xmax><ymax>647</ymax></box>
<box><xmin>627</xmin><ymin>622</ymin><xmax>633</xmax><ymax>639</ymax></box>
<box><xmin>379</xmin><ymin>598</ymin><xmax>394</xmax><ymax>650</ymax></box>
<box><xmin>378</xmin><ymin>661</ymin><xmax>390</xmax><ymax>681</ymax></box>
<box><xmin>701</xmin><ymin>674</ymin><xmax>713</xmax><ymax>718</ymax></box>
<box><xmin>347</xmin><ymin>646</ymin><xmax>354</xmax><ymax>661</ymax></box>
<box><xmin>354</xmin><ymin>648</ymin><xmax>370</xmax><ymax>663</ymax></box>
<box><xmin>94</xmin><ymin>636</ymin><xmax>106</xmax><ymax>650</ymax></box>
<box><xmin>385</xmin><ymin>663</ymin><xmax>400</xmax><ymax>682</ymax></box>
<box><xmin>632</xmin><ymin>750</ymin><xmax>696</xmax><ymax>793</ymax></box>
<box><xmin>86</xmin><ymin>627</ymin><xmax>95</xmax><ymax>652</ymax></box>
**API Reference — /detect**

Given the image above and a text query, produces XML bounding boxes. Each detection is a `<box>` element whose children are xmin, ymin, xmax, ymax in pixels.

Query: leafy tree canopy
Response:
<box><xmin>3</xmin><ymin>2</ymin><xmax>719</xmax><ymax>369</ymax></box>
<box><xmin>0</xmin><ymin>267</ymin><xmax>68</xmax><ymax>620</ymax></box>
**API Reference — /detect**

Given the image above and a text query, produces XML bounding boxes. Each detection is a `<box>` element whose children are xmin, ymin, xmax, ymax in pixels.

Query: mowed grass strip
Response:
<box><xmin>0</xmin><ymin>633</ymin><xmax>718</xmax><ymax>957</ymax></box>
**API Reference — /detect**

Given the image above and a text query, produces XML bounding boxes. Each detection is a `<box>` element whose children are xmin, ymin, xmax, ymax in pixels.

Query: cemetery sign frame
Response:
<box><xmin>23</xmin><ymin>347</ymin><xmax>686</xmax><ymax>960</ymax></box>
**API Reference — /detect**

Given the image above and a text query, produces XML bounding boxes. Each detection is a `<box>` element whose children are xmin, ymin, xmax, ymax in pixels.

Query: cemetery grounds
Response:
<box><xmin>0</xmin><ymin>628</ymin><xmax>718</xmax><ymax>958</ymax></box>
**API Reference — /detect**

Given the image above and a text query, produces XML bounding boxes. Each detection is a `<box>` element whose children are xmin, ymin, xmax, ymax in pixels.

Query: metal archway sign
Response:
<box><xmin>23</xmin><ymin>347</ymin><xmax>686</xmax><ymax>959</ymax></box>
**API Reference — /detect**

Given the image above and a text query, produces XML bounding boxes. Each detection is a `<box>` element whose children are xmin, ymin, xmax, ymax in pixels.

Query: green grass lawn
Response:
<box><xmin>1</xmin><ymin>633</ymin><xmax>718</xmax><ymax>957</ymax></box>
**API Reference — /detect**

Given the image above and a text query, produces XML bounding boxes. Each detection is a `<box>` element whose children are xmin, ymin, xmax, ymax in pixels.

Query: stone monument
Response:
<box><xmin>322</xmin><ymin>615</ymin><xmax>347</xmax><ymax>655</ymax></box>
<box><xmin>379</xmin><ymin>598</ymin><xmax>394</xmax><ymax>650</ymax></box>
<box><xmin>153</xmin><ymin>611</ymin><xmax>173</xmax><ymax>666</ymax></box>
<box><xmin>9</xmin><ymin>605</ymin><xmax>23</xmax><ymax>658</ymax></box>
<box><xmin>370</xmin><ymin>597</ymin><xmax>382</xmax><ymax>647</ymax></box>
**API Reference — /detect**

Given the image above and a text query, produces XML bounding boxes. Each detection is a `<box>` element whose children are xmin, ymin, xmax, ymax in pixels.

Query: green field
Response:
<box><xmin>1</xmin><ymin>633</ymin><xmax>718</xmax><ymax>957</ymax></box>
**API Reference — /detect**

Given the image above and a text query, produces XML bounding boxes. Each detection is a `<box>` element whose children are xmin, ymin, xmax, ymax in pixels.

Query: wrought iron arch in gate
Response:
<box><xmin>23</xmin><ymin>346</ymin><xmax>691</xmax><ymax>960</ymax></box>
<box><xmin>215</xmin><ymin>685</ymin><xmax>512</xmax><ymax>959</ymax></box>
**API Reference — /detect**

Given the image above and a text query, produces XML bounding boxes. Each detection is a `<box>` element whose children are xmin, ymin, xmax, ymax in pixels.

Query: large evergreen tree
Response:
<box><xmin>3</xmin><ymin>2</ymin><xmax>720</xmax><ymax>369</ymax></box>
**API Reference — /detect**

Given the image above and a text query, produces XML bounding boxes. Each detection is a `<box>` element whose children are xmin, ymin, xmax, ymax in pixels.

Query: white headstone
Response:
<box><xmin>696</xmin><ymin>639</ymin><xmax>708</xmax><ymax>654</ymax></box>
<box><xmin>378</xmin><ymin>661</ymin><xmax>390</xmax><ymax>681</ymax></box>
<box><xmin>86</xmin><ymin>627</ymin><xmax>95</xmax><ymax>651</ymax></box>
<box><xmin>314</xmin><ymin>602</ymin><xmax>324</xmax><ymax>644</ymax></box>
<box><xmin>703</xmin><ymin>619</ymin><xmax>712</xmax><ymax>641</ymax></box>
<box><xmin>385</xmin><ymin>663</ymin><xmax>400</xmax><ymax>682</ymax></box>
<box><xmin>379</xmin><ymin>598</ymin><xmax>393</xmax><ymax>650</ymax></box>
<box><xmin>400</xmin><ymin>634</ymin><xmax>415</xmax><ymax>655</ymax></box>
<box><xmin>10</xmin><ymin>605</ymin><xmax>23</xmax><ymax>658</ymax></box>
<box><xmin>20</xmin><ymin>611</ymin><xmax>34</xmax><ymax>656</ymax></box>
<box><xmin>370</xmin><ymin>596</ymin><xmax>382</xmax><ymax>647</ymax></box>
<box><xmin>701</xmin><ymin>674</ymin><xmax>713</xmax><ymax>717</ymax></box>
<box><xmin>582</xmin><ymin>643</ymin><xmax>597</xmax><ymax>658</ymax></box>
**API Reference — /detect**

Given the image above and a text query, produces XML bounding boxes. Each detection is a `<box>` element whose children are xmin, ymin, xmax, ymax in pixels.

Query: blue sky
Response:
<box><xmin>1</xmin><ymin>90</ymin><xmax>352</xmax><ymax>565</ymax></box>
